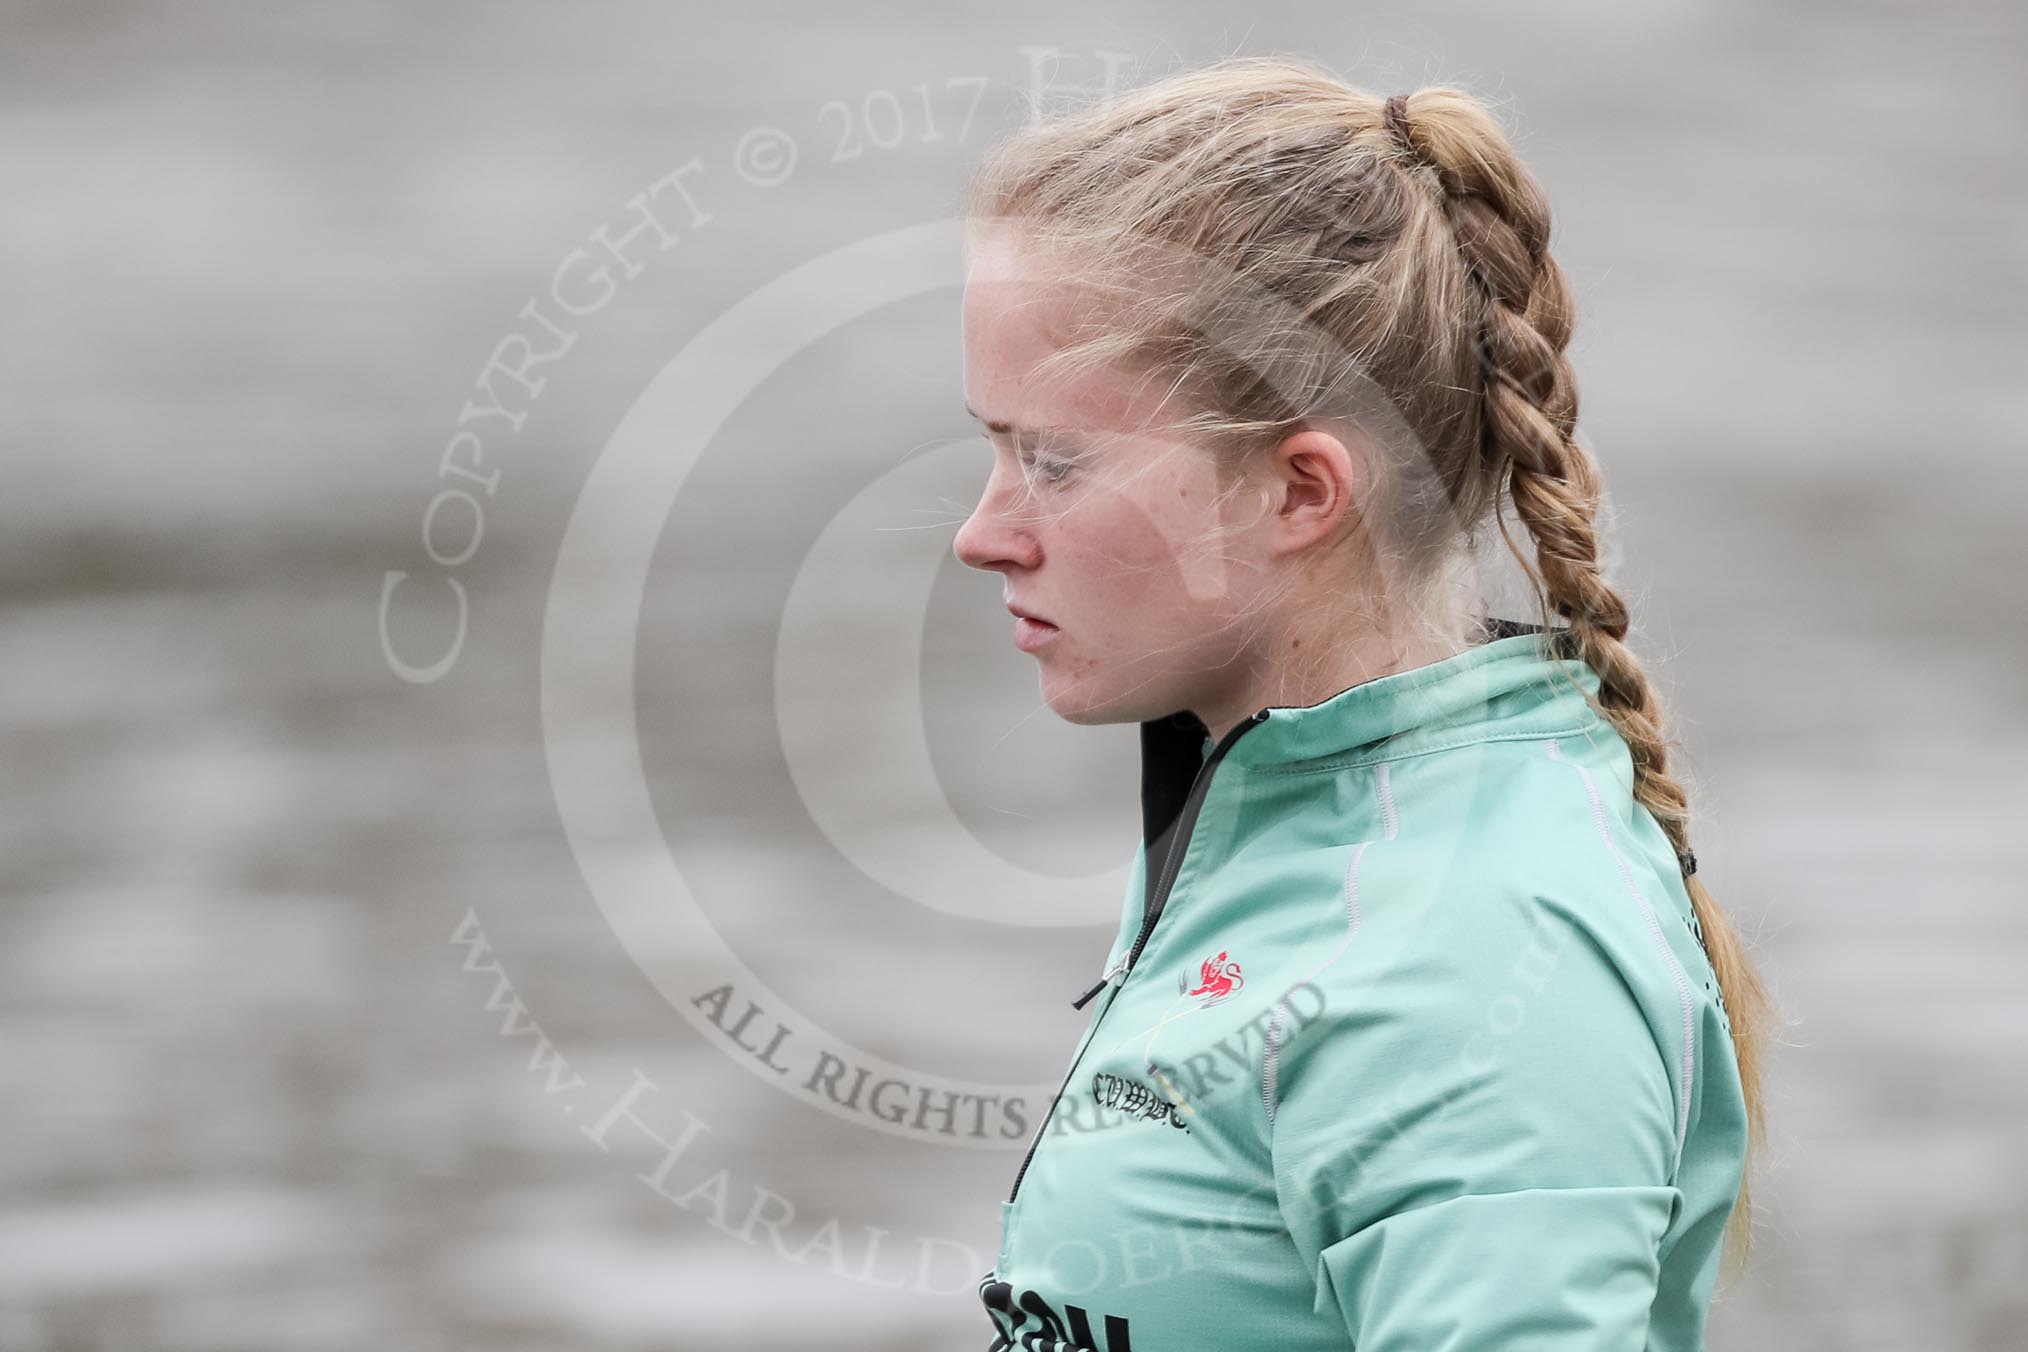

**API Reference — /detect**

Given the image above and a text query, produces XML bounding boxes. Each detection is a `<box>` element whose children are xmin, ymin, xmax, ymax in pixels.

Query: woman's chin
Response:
<box><xmin>1037</xmin><ymin>672</ymin><xmax>1136</xmax><ymax>728</ymax></box>
<box><xmin>1035</xmin><ymin>671</ymin><xmax>1096</xmax><ymax>724</ymax></box>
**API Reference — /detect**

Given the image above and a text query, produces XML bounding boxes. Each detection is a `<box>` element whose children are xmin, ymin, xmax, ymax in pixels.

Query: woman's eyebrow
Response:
<box><xmin>966</xmin><ymin>402</ymin><xmax>1084</xmax><ymax>439</ymax></box>
<box><xmin>966</xmin><ymin>404</ymin><xmax>1117</xmax><ymax>449</ymax></box>
<box><xmin>964</xmin><ymin>401</ymin><xmax>1021</xmax><ymax>436</ymax></box>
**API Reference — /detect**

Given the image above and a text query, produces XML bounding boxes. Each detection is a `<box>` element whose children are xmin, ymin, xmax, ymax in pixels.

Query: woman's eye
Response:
<box><xmin>1025</xmin><ymin>453</ymin><xmax>1074</xmax><ymax>484</ymax></box>
<box><xmin>1018</xmin><ymin>437</ymin><xmax>1077</xmax><ymax>485</ymax></box>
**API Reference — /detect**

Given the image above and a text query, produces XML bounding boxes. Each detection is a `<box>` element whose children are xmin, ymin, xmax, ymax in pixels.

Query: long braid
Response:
<box><xmin>1387</xmin><ymin>88</ymin><xmax>1775</xmax><ymax>1282</ymax></box>
<box><xmin>967</xmin><ymin>58</ymin><xmax>1779</xmax><ymax>1286</ymax></box>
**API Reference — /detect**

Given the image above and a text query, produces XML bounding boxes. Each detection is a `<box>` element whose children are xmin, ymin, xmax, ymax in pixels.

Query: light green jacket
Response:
<box><xmin>979</xmin><ymin>619</ymin><xmax>1746</xmax><ymax>1351</ymax></box>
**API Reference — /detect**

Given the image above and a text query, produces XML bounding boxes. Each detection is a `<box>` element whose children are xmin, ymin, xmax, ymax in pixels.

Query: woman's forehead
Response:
<box><xmin>962</xmin><ymin>233</ymin><xmax>1202</xmax><ymax>446</ymax></box>
<box><xmin>963</xmin><ymin>313</ymin><xmax>1179</xmax><ymax>443</ymax></box>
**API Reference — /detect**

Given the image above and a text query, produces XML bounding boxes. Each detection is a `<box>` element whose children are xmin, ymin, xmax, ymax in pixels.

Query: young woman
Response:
<box><xmin>951</xmin><ymin>57</ymin><xmax>1772</xmax><ymax>1351</ymax></box>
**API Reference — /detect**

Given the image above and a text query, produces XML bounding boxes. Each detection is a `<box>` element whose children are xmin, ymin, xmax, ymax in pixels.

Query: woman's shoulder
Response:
<box><xmin>1265</xmin><ymin>777</ymin><xmax>1692</xmax><ymax>1184</ymax></box>
<box><xmin>1247</xmin><ymin>712</ymin><xmax>1712</xmax><ymax>1076</ymax></box>
<box><xmin>1265</xmin><ymin>723</ymin><xmax>1714</xmax><ymax>1166</ymax></box>
<box><xmin>1362</xmin><ymin>717</ymin><xmax>1687</xmax><ymax>940</ymax></box>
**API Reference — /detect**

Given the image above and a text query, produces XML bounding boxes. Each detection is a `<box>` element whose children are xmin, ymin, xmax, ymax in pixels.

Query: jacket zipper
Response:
<box><xmin>1111</xmin><ymin>707</ymin><xmax>1267</xmax><ymax>993</ymax></box>
<box><xmin>1007</xmin><ymin>707</ymin><xmax>1269</xmax><ymax>1205</ymax></box>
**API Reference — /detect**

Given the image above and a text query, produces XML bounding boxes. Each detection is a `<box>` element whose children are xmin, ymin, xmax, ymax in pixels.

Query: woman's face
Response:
<box><xmin>954</xmin><ymin>233</ymin><xmax>1276</xmax><ymax>727</ymax></box>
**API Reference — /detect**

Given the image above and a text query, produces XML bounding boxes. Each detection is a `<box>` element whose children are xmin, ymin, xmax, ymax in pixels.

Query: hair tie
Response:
<box><xmin>1678</xmin><ymin>849</ymin><xmax>1698</xmax><ymax>878</ymax></box>
<box><xmin>1383</xmin><ymin>93</ymin><xmax>1424</xmax><ymax>164</ymax></box>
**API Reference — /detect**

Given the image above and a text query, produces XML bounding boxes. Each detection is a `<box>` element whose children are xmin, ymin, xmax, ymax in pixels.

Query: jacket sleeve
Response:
<box><xmin>1266</xmin><ymin>881</ymin><xmax>1684</xmax><ymax>1350</ymax></box>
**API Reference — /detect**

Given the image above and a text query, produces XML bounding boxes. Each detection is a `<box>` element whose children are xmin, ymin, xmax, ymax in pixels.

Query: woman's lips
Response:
<box><xmin>1013</xmin><ymin>616</ymin><xmax>1060</xmax><ymax>652</ymax></box>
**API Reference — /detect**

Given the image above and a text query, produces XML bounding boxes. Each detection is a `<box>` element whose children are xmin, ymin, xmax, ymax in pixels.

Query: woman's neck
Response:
<box><xmin>1192</xmin><ymin>607</ymin><xmax>1478</xmax><ymax>745</ymax></box>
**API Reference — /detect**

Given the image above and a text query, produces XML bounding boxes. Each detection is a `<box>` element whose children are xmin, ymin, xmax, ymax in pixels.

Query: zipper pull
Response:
<box><xmin>1071</xmin><ymin>954</ymin><xmax>1128</xmax><ymax>1010</ymax></box>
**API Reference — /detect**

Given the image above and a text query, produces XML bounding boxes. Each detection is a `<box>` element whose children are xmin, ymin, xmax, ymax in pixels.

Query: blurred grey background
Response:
<box><xmin>4</xmin><ymin>1</ymin><xmax>2024</xmax><ymax>1348</ymax></box>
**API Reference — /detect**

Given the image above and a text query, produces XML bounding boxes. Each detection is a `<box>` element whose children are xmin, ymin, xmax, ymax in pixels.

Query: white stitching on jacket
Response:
<box><xmin>1545</xmin><ymin>737</ymin><xmax>1696</xmax><ymax>1180</ymax></box>
<box><xmin>1263</xmin><ymin>762</ymin><xmax>1396</xmax><ymax>1126</ymax></box>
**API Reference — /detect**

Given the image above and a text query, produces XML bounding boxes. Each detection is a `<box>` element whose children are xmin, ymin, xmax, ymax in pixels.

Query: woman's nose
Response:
<box><xmin>952</xmin><ymin>465</ymin><xmax>1043</xmax><ymax>573</ymax></box>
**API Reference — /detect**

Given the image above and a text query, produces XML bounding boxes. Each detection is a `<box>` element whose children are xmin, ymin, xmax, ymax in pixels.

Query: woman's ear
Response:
<box><xmin>1265</xmin><ymin>425</ymin><xmax>1361</xmax><ymax>551</ymax></box>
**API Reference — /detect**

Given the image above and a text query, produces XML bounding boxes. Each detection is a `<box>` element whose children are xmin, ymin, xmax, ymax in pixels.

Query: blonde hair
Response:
<box><xmin>963</xmin><ymin>54</ymin><xmax>1774</xmax><ymax>1282</ymax></box>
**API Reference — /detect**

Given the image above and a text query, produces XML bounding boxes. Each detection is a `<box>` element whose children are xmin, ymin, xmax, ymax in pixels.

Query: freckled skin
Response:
<box><xmin>954</xmin><ymin>230</ymin><xmax>1280</xmax><ymax>730</ymax></box>
<box><xmin>954</xmin><ymin>227</ymin><xmax>1467</xmax><ymax>738</ymax></box>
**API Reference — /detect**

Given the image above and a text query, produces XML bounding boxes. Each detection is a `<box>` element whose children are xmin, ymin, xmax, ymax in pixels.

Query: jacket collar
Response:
<box><xmin>1137</xmin><ymin>616</ymin><xmax>1597</xmax><ymax>847</ymax></box>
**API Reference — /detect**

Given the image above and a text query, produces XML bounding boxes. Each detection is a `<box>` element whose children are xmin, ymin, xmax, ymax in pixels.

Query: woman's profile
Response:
<box><xmin>951</xmin><ymin>56</ymin><xmax>1772</xmax><ymax>1351</ymax></box>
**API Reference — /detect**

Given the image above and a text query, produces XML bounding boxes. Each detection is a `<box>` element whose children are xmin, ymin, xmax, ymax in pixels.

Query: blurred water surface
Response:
<box><xmin>3</xmin><ymin>2</ymin><xmax>2025</xmax><ymax>1348</ymax></box>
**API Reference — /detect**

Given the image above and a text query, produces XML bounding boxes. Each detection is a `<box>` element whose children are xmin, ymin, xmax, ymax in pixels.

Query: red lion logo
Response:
<box><xmin>1185</xmin><ymin>950</ymin><xmax>1244</xmax><ymax>1002</ymax></box>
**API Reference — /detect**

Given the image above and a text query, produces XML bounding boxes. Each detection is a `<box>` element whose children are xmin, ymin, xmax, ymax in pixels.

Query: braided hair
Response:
<box><xmin>964</xmin><ymin>55</ymin><xmax>1775</xmax><ymax>1280</ymax></box>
